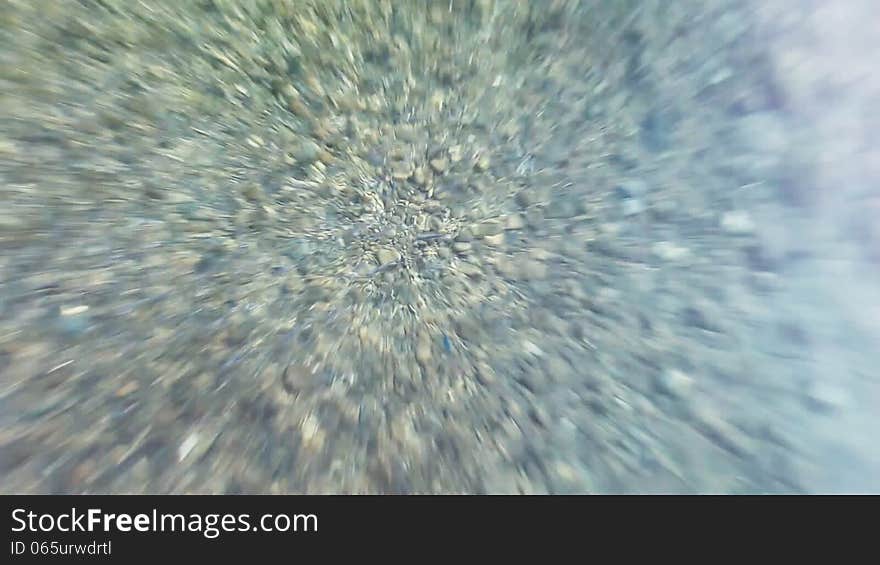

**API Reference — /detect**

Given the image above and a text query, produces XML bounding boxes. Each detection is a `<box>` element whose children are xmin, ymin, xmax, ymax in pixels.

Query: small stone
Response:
<box><xmin>495</xmin><ymin>257</ymin><xmax>514</xmax><ymax>277</ymax></box>
<box><xmin>690</xmin><ymin>409</ymin><xmax>754</xmax><ymax>457</ymax></box>
<box><xmin>518</xmin><ymin>259</ymin><xmax>547</xmax><ymax>280</ymax></box>
<box><xmin>116</xmin><ymin>381</ymin><xmax>139</xmax><ymax>397</ymax></box>
<box><xmin>805</xmin><ymin>381</ymin><xmax>850</xmax><ymax>412</ymax></box>
<box><xmin>452</xmin><ymin>241</ymin><xmax>472</xmax><ymax>253</ymax></box>
<box><xmin>458</xmin><ymin>261</ymin><xmax>481</xmax><ymax>277</ymax></box>
<box><xmin>544</xmin><ymin>356</ymin><xmax>571</xmax><ymax>381</ymax></box>
<box><xmin>652</xmin><ymin>241</ymin><xmax>690</xmax><ymax>261</ymax></box>
<box><xmin>550</xmin><ymin>461</ymin><xmax>594</xmax><ymax>493</ymax></box>
<box><xmin>473</xmin><ymin>220</ymin><xmax>502</xmax><ymax>237</ymax></box>
<box><xmin>528</xmin><ymin>247</ymin><xmax>551</xmax><ymax>262</ymax></box>
<box><xmin>525</xmin><ymin>207</ymin><xmax>544</xmax><ymax>226</ymax></box>
<box><xmin>656</xmin><ymin>369</ymin><xmax>694</xmax><ymax>397</ymax></box>
<box><xmin>470</xmin><ymin>178</ymin><xmax>489</xmax><ymax>193</ymax></box>
<box><xmin>286</xmin><ymin>94</ymin><xmax>308</xmax><ymax>116</ymax></box>
<box><xmin>412</xmin><ymin>167</ymin><xmax>428</xmax><ymax>186</ymax></box>
<box><xmin>396</xmin><ymin>124</ymin><xmax>417</xmax><ymax>142</ymax></box>
<box><xmin>416</xmin><ymin>339</ymin><xmax>432</xmax><ymax>364</ymax></box>
<box><xmin>709</xmin><ymin>66</ymin><xmax>734</xmax><ymax>86</ymax></box>
<box><xmin>71</xmin><ymin>459</ymin><xmax>96</xmax><ymax>486</ymax></box>
<box><xmin>522</xmin><ymin>339</ymin><xmax>544</xmax><ymax>357</ymax></box>
<box><xmin>178</xmin><ymin>433</ymin><xmax>200</xmax><ymax>462</ymax></box>
<box><xmin>242</xmin><ymin>183</ymin><xmax>263</xmax><ymax>201</ymax></box>
<box><xmin>504</xmin><ymin>214</ymin><xmax>526</xmax><ymax>230</ymax></box>
<box><xmin>301</xmin><ymin>414</ymin><xmax>323</xmax><ymax>447</ymax></box>
<box><xmin>721</xmin><ymin>210</ymin><xmax>755</xmax><ymax>234</ymax></box>
<box><xmin>545</xmin><ymin>198</ymin><xmax>580</xmax><ymax>219</ymax></box>
<box><xmin>376</xmin><ymin>248</ymin><xmax>400</xmax><ymax>265</ymax></box>
<box><xmin>621</xmin><ymin>198</ymin><xmax>645</xmax><ymax>216</ymax></box>
<box><xmin>682</xmin><ymin>304</ymin><xmax>722</xmax><ymax>332</ymax></box>
<box><xmin>61</xmin><ymin>305</ymin><xmax>89</xmax><ymax>316</ymax></box>
<box><xmin>641</xmin><ymin>109</ymin><xmax>676</xmax><ymax>152</ymax></box>
<box><xmin>516</xmin><ymin>367</ymin><xmax>548</xmax><ymax>393</ymax></box>
<box><xmin>474</xmin><ymin>154</ymin><xmax>491</xmax><ymax>171</ymax></box>
<box><xmin>651</xmin><ymin>197</ymin><xmax>677</xmax><ymax>219</ymax></box>
<box><xmin>475</xmin><ymin>362</ymin><xmax>497</xmax><ymax>386</ymax></box>
<box><xmin>391</xmin><ymin>162</ymin><xmax>412</xmax><ymax>180</ymax></box>
<box><xmin>430</xmin><ymin>157</ymin><xmax>448</xmax><ymax>174</ymax></box>
<box><xmin>0</xmin><ymin>213</ymin><xmax>25</xmax><ymax>230</ymax></box>
<box><xmin>484</xmin><ymin>233</ymin><xmax>505</xmax><ymax>246</ymax></box>
<box><xmin>516</xmin><ymin>191</ymin><xmax>535</xmax><ymax>208</ymax></box>
<box><xmin>58</xmin><ymin>312</ymin><xmax>90</xmax><ymax>335</ymax></box>
<box><xmin>615</xmin><ymin>180</ymin><xmax>648</xmax><ymax>199</ymax></box>
<box><xmin>292</xmin><ymin>140</ymin><xmax>320</xmax><ymax>163</ymax></box>
<box><xmin>317</xmin><ymin>148</ymin><xmax>334</xmax><ymax>165</ymax></box>
<box><xmin>736</xmin><ymin>112</ymin><xmax>788</xmax><ymax>156</ymax></box>
<box><xmin>456</xmin><ymin>228</ymin><xmax>474</xmax><ymax>242</ymax></box>
<box><xmin>164</xmin><ymin>191</ymin><xmax>195</xmax><ymax>204</ymax></box>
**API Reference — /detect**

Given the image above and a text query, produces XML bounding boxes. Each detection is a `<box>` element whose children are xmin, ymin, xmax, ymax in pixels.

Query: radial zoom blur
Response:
<box><xmin>1</xmin><ymin>1</ymin><xmax>879</xmax><ymax>493</ymax></box>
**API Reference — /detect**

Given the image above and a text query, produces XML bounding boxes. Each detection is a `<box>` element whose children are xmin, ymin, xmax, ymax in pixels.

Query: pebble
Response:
<box><xmin>494</xmin><ymin>257</ymin><xmax>515</xmax><ymax>277</ymax></box>
<box><xmin>651</xmin><ymin>197</ymin><xmax>677</xmax><ymax>219</ymax></box>
<box><xmin>178</xmin><ymin>433</ymin><xmax>201</xmax><ymax>462</ymax></box>
<box><xmin>475</xmin><ymin>362</ymin><xmax>497</xmax><ymax>386</ymax></box>
<box><xmin>690</xmin><ymin>409</ymin><xmax>754</xmax><ymax>458</ymax></box>
<box><xmin>57</xmin><ymin>312</ymin><xmax>90</xmax><ymax>336</ymax></box>
<box><xmin>474</xmin><ymin>154</ymin><xmax>491</xmax><ymax>171</ymax></box>
<box><xmin>430</xmin><ymin>157</ymin><xmax>448</xmax><ymax>174</ymax></box>
<box><xmin>655</xmin><ymin>369</ymin><xmax>694</xmax><ymax>397</ymax></box>
<box><xmin>550</xmin><ymin>460</ymin><xmax>595</xmax><ymax>493</ymax></box>
<box><xmin>277</xmin><ymin>362</ymin><xmax>309</xmax><ymax>394</ymax></box>
<box><xmin>525</xmin><ymin>207</ymin><xmax>544</xmax><ymax>226</ymax></box>
<box><xmin>456</xmin><ymin>227</ymin><xmax>474</xmax><ymax>242</ymax></box>
<box><xmin>546</xmin><ymin>198</ymin><xmax>580</xmax><ymax>219</ymax></box>
<box><xmin>376</xmin><ymin>247</ymin><xmax>400</xmax><ymax>265</ymax></box>
<box><xmin>615</xmin><ymin>180</ymin><xmax>648</xmax><ymax>199</ymax></box>
<box><xmin>544</xmin><ymin>356</ymin><xmax>570</xmax><ymax>381</ymax></box>
<box><xmin>412</xmin><ymin>167</ymin><xmax>428</xmax><ymax>186</ymax></box>
<box><xmin>682</xmin><ymin>303</ymin><xmax>722</xmax><ymax>332</ymax></box>
<box><xmin>458</xmin><ymin>261</ymin><xmax>481</xmax><ymax>277</ymax></box>
<box><xmin>391</xmin><ymin>162</ymin><xmax>412</xmax><ymax>180</ymax></box>
<box><xmin>621</xmin><ymin>198</ymin><xmax>645</xmax><ymax>217</ymax></box>
<box><xmin>452</xmin><ymin>241</ymin><xmax>472</xmax><ymax>253</ymax></box>
<box><xmin>522</xmin><ymin>339</ymin><xmax>544</xmax><ymax>357</ymax></box>
<box><xmin>652</xmin><ymin>241</ymin><xmax>690</xmax><ymax>261</ymax></box>
<box><xmin>805</xmin><ymin>381</ymin><xmax>850</xmax><ymax>412</ymax></box>
<box><xmin>163</xmin><ymin>191</ymin><xmax>195</xmax><ymax>204</ymax></box>
<box><xmin>285</xmin><ymin>91</ymin><xmax>308</xmax><ymax>116</ymax></box>
<box><xmin>736</xmin><ymin>112</ymin><xmax>788</xmax><ymax>156</ymax></box>
<box><xmin>518</xmin><ymin>259</ymin><xmax>547</xmax><ymax>280</ymax></box>
<box><xmin>61</xmin><ymin>305</ymin><xmax>89</xmax><ymax>316</ymax></box>
<box><xmin>473</xmin><ymin>221</ymin><xmax>502</xmax><ymax>237</ymax></box>
<box><xmin>416</xmin><ymin>339</ymin><xmax>432</xmax><ymax>364</ymax></box>
<box><xmin>516</xmin><ymin>367</ymin><xmax>549</xmax><ymax>393</ymax></box>
<box><xmin>504</xmin><ymin>214</ymin><xmax>526</xmax><ymax>230</ymax></box>
<box><xmin>483</xmin><ymin>233</ymin><xmax>505</xmax><ymax>246</ymax></box>
<box><xmin>300</xmin><ymin>414</ymin><xmax>323</xmax><ymax>448</ymax></box>
<box><xmin>517</xmin><ymin>188</ymin><xmax>541</xmax><ymax>209</ymax></box>
<box><xmin>0</xmin><ymin>212</ymin><xmax>27</xmax><ymax>230</ymax></box>
<box><xmin>115</xmin><ymin>381</ymin><xmax>139</xmax><ymax>397</ymax></box>
<box><xmin>242</xmin><ymin>183</ymin><xmax>263</xmax><ymax>201</ymax></box>
<box><xmin>721</xmin><ymin>210</ymin><xmax>755</xmax><ymax>234</ymax></box>
<box><xmin>293</xmin><ymin>140</ymin><xmax>320</xmax><ymax>163</ymax></box>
